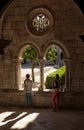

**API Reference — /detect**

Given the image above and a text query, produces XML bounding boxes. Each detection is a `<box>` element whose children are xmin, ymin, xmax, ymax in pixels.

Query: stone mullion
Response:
<box><xmin>17</xmin><ymin>59</ymin><xmax>22</xmax><ymax>90</ymax></box>
<box><xmin>13</xmin><ymin>58</ymin><xmax>19</xmax><ymax>90</ymax></box>
<box><xmin>38</xmin><ymin>59</ymin><xmax>45</xmax><ymax>91</ymax></box>
<box><xmin>64</xmin><ymin>58</ymin><xmax>70</xmax><ymax>92</ymax></box>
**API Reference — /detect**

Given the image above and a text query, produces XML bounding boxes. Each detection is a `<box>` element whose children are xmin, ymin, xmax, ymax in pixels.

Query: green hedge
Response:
<box><xmin>45</xmin><ymin>66</ymin><xmax>66</xmax><ymax>89</ymax></box>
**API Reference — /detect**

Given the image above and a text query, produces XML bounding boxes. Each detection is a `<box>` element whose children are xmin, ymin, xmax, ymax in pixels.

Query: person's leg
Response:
<box><xmin>27</xmin><ymin>92</ymin><xmax>31</xmax><ymax>107</ymax></box>
<box><xmin>25</xmin><ymin>93</ymin><xmax>28</xmax><ymax>107</ymax></box>
<box><xmin>52</xmin><ymin>91</ymin><xmax>56</xmax><ymax>110</ymax></box>
<box><xmin>56</xmin><ymin>91</ymin><xmax>60</xmax><ymax>110</ymax></box>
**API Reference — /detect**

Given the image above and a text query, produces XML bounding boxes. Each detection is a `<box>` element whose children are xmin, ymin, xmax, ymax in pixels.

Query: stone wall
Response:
<box><xmin>0</xmin><ymin>90</ymin><xmax>84</xmax><ymax>109</ymax></box>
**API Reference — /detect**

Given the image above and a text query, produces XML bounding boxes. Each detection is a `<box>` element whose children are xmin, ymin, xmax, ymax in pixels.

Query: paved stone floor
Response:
<box><xmin>0</xmin><ymin>106</ymin><xmax>84</xmax><ymax>130</ymax></box>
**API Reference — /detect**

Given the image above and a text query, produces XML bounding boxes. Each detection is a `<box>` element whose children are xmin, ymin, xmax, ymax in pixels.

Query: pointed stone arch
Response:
<box><xmin>13</xmin><ymin>41</ymin><xmax>41</xmax><ymax>59</ymax></box>
<box><xmin>43</xmin><ymin>39</ymin><xmax>70</xmax><ymax>59</ymax></box>
<box><xmin>42</xmin><ymin>39</ymin><xmax>71</xmax><ymax>91</ymax></box>
<box><xmin>13</xmin><ymin>41</ymin><xmax>41</xmax><ymax>90</ymax></box>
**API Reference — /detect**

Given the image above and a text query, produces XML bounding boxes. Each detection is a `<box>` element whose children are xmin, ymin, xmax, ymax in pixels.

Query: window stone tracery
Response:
<box><xmin>32</xmin><ymin>13</ymin><xmax>50</xmax><ymax>33</ymax></box>
<box><xmin>26</xmin><ymin>8</ymin><xmax>54</xmax><ymax>36</ymax></box>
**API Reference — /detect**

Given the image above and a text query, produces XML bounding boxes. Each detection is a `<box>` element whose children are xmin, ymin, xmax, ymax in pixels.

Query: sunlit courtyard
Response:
<box><xmin>21</xmin><ymin>64</ymin><xmax>56</xmax><ymax>90</ymax></box>
<box><xmin>21</xmin><ymin>64</ymin><xmax>56</xmax><ymax>81</ymax></box>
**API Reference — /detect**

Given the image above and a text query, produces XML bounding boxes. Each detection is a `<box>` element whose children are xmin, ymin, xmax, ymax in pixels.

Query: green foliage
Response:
<box><xmin>46</xmin><ymin>47</ymin><xmax>57</xmax><ymax>62</ymax></box>
<box><xmin>45</xmin><ymin>66</ymin><xmax>66</xmax><ymax>89</ymax></box>
<box><xmin>22</xmin><ymin>46</ymin><xmax>37</xmax><ymax>61</ymax></box>
<box><xmin>22</xmin><ymin>46</ymin><xmax>38</xmax><ymax>82</ymax></box>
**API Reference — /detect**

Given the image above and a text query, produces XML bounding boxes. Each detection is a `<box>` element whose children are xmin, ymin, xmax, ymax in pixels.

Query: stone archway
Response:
<box><xmin>13</xmin><ymin>42</ymin><xmax>41</xmax><ymax>91</ymax></box>
<box><xmin>15</xmin><ymin>40</ymin><xmax>70</xmax><ymax>92</ymax></box>
<box><xmin>42</xmin><ymin>40</ymin><xmax>70</xmax><ymax>91</ymax></box>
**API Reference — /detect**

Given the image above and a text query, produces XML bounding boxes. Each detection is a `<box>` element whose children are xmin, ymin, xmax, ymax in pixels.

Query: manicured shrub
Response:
<box><xmin>45</xmin><ymin>66</ymin><xmax>66</xmax><ymax>89</ymax></box>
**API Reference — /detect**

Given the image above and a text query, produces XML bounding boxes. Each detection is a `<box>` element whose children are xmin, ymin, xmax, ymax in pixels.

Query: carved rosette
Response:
<box><xmin>25</xmin><ymin>8</ymin><xmax>54</xmax><ymax>37</ymax></box>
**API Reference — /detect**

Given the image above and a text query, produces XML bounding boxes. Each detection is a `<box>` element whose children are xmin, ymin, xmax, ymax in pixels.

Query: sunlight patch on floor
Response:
<box><xmin>11</xmin><ymin>112</ymin><xmax>40</xmax><ymax>129</ymax></box>
<box><xmin>0</xmin><ymin>111</ymin><xmax>27</xmax><ymax>126</ymax></box>
<box><xmin>0</xmin><ymin>111</ymin><xmax>15</xmax><ymax>126</ymax></box>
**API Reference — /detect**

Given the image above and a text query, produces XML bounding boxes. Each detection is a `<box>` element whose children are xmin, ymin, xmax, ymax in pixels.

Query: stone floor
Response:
<box><xmin>0</xmin><ymin>106</ymin><xmax>84</xmax><ymax>130</ymax></box>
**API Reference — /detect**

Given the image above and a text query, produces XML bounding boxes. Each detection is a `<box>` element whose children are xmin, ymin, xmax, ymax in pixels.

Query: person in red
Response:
<box><xmin>52</xmin><ymin>74</ymin><xmax>61</xmax><ymax>111</ymax></box>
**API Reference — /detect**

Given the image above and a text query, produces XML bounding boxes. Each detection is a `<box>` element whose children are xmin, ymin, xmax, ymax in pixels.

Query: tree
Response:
<box><xmin>22</xmin><ymin>46</ymin><xmax>37</xmax><ymax>82</ymax></box>
<box><xmin>46</xmin><ymin>47</ymin><xmax>57</xmax><ymax>63</ymax></box>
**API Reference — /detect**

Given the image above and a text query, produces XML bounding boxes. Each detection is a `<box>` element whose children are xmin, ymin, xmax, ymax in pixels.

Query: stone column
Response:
<box><xmin>0</xmin><ymin>58</ymin><xmax>4</xmax><ymax>89</ymax></box>
<box><xmin>55</xmin><ymin>45</ymin><xmax>64</xmax><ymax>68</ymax></box>
<box><xmin>64</xmin><ymin>58</ymin><xmax>70</xmax><ymax>92</ymax></box>
<box><xmin>13</xmin><ymin>58</ymin><xmax>19</xmax><ymax>90</ymax></box>
<box><xmin>18</xmin><ymin>58</ymin><xmax>22</xmax><ymax>90</ymax></box>
<box><xmin>3</xmin><ymin>47</ymin><xmax>14</xmax><ymax>89</ymax></box>
<box><xmin>38</xmin><ymin>59</ymin><xmax>45</xmax><ymax>91</ymax></box>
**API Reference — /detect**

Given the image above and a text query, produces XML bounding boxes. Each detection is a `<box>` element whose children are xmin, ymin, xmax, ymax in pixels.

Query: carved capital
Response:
<box><xmin>38</xmin><ymin>59</ymin><xmax>45</xmax><ymax>65</ymax></box>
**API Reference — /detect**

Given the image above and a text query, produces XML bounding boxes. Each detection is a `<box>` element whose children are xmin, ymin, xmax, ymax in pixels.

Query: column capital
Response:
<box><xmin>38</xmin><ymin>59</ymin><xmax>45</xmax><ymax>65</ymax></box>
<box><xmin>13</xmin><ymin>58</ymin><xmax>22</xmax><ymax>64</ymax></box>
